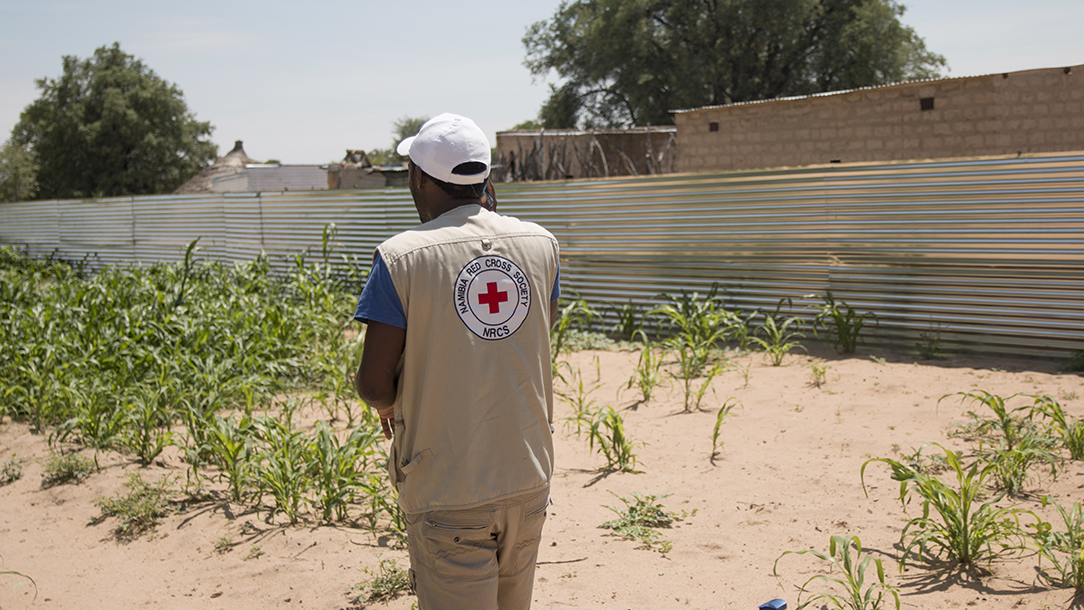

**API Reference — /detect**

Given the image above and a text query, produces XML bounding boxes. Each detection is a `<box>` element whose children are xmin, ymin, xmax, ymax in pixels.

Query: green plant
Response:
<box><xmin>606</xmin><ymin>299</ymin><xmax>643</xmax><ymax>340</ymax></box>
<box><xmin>861</xmin><ymin>443</ymin><xmax>1031</xmax><ymax>568</ymax></box>
<box><xmin>983</xmin><ymin>434</ymin><xmax>1061</xmax><ymax>497</ymax></box>
<box><xmin>895</xmin><ymin>444</ymin><xmax>948</xmax><ymax>476</ymax></box>
<box><xmin>550</xmin><ymin>295</ymin><xmax>599</xmax><ymax>373</ymax></box>
<box><xmin>810</xmin><ymin>361</ymin><xmax>829</xmax><ymax>387</ymax></box>
<box><xmin>557</xmin><ymin>366</ymin><xmax>601</xmax><ymax>424</ymax></box>
<box><xmin>622</xmin><ymin>330</ymin><xmax>667</xmax><ymax>404</ymax></box>
<box><xmin>737</xmin><ymin>361</ymin><xmax>751</xmax><ymax>388</ymax></box>
<box><xmin>244</xmin><ymin>544</ymin><xmax>264</xmax><ymax>561</ymax></box>
<box><xmin>41</xmin><ymin>451</ymin><xmax>96</xmax><ymax>487</ymax></box>
<box><xmin>579</xmin><ymin>405</ymin><xmax>641</xmax><ymax>472</ymax></box>
<box><xmin>1031</xmin><ymin>500</ymin><xmax>1084</xmax><ymax>591</ymax></box>
<box><xmin>917</xmin><ymin>319</ymin><xmax>944</xmax><ymax>360</ymax></box>
<box><xmin>253</xmin><ymin>408</ymin><xmax>312</xmax><ymax>524</ymax></box>
<box><xmin>214</xmin><ymin>535</ymin><xmax>233</xmax><ymax>554</ymax></box>
<box><xmin>1062</xmin><ymin>349</ymin><xmax>1084</xmax><ymax>372</ymax></box>
<box><xmin>120</xmin><ymin>384</ymin><xmax>176</xmax><ymax>465</ymax></box>
<box><xmin>93</xmin><ymin>472</ymin><xmax>175</xmax><ymax>540</ymax></box>
<box><xmin>809</xmin><ymin>291</ymin><xmax>877</xmax><ymax>355</ymax></box>
<box><xmin>670</xmin><ymin>354</ymin><xmax>726</xmax><ymax>412</ymax></box>
<box><xmin>711</xmin><ymin>398</ymin><xmax>741</xmax><ymax>458</ymax></box>
<box><xmin>941</xmin><ymin>390</ymin><xmax>1034</xmax><ymax>451</ymax></box>
<box><xmin>1030</xmin><ymin>394</ymin><xmax>1084</xmax><ymax>460</ymax></box>
<box><xmin>0</xmin><ymin>552</ymin><xmax>37</xmax><ymax>603</ymax></box>
<box><xmin>204</xmin><ymin>412</ymin><xmax>256</xmax><ymax>503</ymax></box>
<box><xmin>365</xmin><ymin>473</ymin><xmax>409</xmax><ymax>548</ymax></box>
<box><xmin>350</xmin><ymin>557</ymin><xmax>413</xmax><ymax>604</ymax></box>
<box><xmin>600</xmin><ymin>492</ymin><xmax>681</xmax><ymax>553</ymax></box>
<box><xmin>1</xmin><ymin>455</ymin><xmax>22</xmax><ymax>485</ymax></box>
<box><xmin>653</xmin><ymin>285</ymin><xmax>735</xmax><ymax>380</ymax></box>
<box><xmin>751</xmin><ymin>301</ymin><xmax>806</xmax><ymax>366</ymax></box>
<box><xmin>774</xmin><ymin>535</ymin><xmax>900</xmax><ymax>610</ymax></box>
<box><xmin>309</xmin><ymin>421</ymin><xmax>380</xmax><ymax>522</ymax></box>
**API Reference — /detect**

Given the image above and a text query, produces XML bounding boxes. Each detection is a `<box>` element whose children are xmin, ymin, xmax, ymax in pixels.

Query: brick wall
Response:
<box><xmin>675</xmin><ymin>64</ymin><xmax>1084</xmax><ymax>173</ymax></box>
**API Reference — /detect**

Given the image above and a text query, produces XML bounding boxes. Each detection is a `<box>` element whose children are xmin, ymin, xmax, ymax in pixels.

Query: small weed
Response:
<box><xmin>917</xmin><ymin>320</ymin><xmax>944</xmax><ymax>360</ymax></box>
<box><xmin>1060</xmin><ymin>389</ymin><xmax>1079</xmax><ymax>401</ymax></box>
<box><xmin>601</xmin><ymin>492</ymin><xmax>681</xmax><ymax>553</ymax></box>
<box><xmin>896</xmin><ymin>445</ymin><xmax>948</xmax><ymax>476</ymax></box>
<box><xmin>94</xmin><ymin>472</ymin><xmax>175</xmax><ymax>540</ymax></box>
<box><xmin>1062</xmin><ymin>350</ymin><xmax>1084</xmax><ymax>372</ymax></box>
<box><xmin>41</xmin><ymin>451</ymin><xmax>96</xmax><ymax>487</ymax></box>
<box><xmin>810</xmin><ymin>361</ymin><xmax>829</xmax><ymax>388</ymax></box>
<box><xmin>869</xmin><ymin>355</ymin><xmax>887</xmax><ymax>365</ymax></box>
<box><xmin>214</xmin><ymin>535</ymin><xmax>233</xmax><ymax>554</ymax></box>
<box><xmin>244</xmin><ymin>544</ymin><xmax>264</xmax><ymax>561</ymax></box>
<box><xmin>351</xmin><ymin>557</ymin><xmax>412</xmax><ymax>604</ymax></box>
<box><xmin>1</xmin><ymin>455</ymin><xmax>23</xmax><ymax>485</ymax></box>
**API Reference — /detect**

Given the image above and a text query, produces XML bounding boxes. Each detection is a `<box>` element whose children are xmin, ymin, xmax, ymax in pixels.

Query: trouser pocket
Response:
<box><xmin>418</xmin><ymin>515</ymin><xmax>498</xmax><ymax>580</ymax></box>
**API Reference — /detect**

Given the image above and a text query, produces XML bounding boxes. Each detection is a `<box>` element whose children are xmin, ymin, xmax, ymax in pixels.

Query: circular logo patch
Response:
<box><xmin>454</xmin><ymin>255</ymin><xmax>532</xmax><ymax>340</ymax></box>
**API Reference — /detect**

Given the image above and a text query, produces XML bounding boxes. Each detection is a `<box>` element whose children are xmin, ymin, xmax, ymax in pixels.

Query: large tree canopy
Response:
<box><xmin>0</xmin><ymin>139</ymin><xmax>39</xmax><ymax>203</ymax></box>
<box><xmin>523</xmin><ymin>0</ymin><xmax>947</xmax><ymax>128</ymax></box>
<box><xmin>12</xmin><ymin>43</ymin><xmax>217</xmax><ymax>199</ymax></box>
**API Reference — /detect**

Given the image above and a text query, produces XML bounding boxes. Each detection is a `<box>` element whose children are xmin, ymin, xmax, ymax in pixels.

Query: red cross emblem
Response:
<box><xmin>477</xmin><ymin>281</ymin><xmax>509</xmax><ymax>314</ymax></box>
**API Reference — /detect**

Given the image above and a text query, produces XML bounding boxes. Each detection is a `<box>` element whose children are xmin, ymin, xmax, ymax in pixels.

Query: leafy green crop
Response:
<box><xmin>861</xmin><ymin>444</ymin><xmax>1031</xmax><ymax>568</ymax></box>
<box><xmin>775</xmin><ymin>535</ymin><xmax>900</xmax><ymax>610</ymax></box>
<box><xmin>809</xmin><ymin>291</ymin><xmax>876</xmax><ymax>355</ymax></box>
<box><xmin>1032</xmin><ymin>500</ymin><xmax>1084</xmax><ymax>591</ymax></box>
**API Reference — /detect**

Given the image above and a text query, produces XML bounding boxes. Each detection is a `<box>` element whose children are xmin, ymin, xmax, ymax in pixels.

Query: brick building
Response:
<box><xmin>675</xmin><ymin>64</ymin><xmax>1084</xmax><ymax>173</ymax></box>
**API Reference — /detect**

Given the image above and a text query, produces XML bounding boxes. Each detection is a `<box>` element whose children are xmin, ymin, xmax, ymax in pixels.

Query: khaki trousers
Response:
<box><xmin>404</xmin><ymin>486</ymin><xmax>549</xmax><ymax>610</ymax></box>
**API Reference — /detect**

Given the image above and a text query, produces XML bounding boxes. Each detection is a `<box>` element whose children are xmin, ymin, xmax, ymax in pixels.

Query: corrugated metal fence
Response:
<box><xmin>3</xmin><ymin>153</ymin><xmax>1083</xmax><ymax>359</ymax></box>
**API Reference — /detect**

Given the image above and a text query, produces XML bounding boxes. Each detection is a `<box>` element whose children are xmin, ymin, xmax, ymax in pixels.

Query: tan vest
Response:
<box><xmin>378</xmin><ymin>204</ymin><xmax>559</xmax><ymax>514</ymax></box>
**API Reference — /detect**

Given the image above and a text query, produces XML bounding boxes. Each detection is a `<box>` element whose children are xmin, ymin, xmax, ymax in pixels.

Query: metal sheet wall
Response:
<box><xmin>2</xmin><ymin>153</ymin><xmax>1082</xmax><ymax>359</ymax></box>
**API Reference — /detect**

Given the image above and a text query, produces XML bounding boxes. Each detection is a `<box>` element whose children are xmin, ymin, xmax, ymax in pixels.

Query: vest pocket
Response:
<box><xmin>400</xmin><ymin>448</ymin><xmax>433</xmax><ymax>476</ymax></box>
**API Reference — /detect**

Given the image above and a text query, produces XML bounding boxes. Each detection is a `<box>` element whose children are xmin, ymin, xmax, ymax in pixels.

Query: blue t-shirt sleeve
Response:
<box><xmin>354</xmin><ymin>253</ymin><xmax>406</xmax><ymax>328</ymax></box>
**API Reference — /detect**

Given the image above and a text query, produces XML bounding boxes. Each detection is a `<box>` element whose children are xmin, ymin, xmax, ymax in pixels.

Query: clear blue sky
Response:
<box><xmin>1</xmin><ymin>0</ymin><xmax>1081</xmax><ymax>165</ymax></box>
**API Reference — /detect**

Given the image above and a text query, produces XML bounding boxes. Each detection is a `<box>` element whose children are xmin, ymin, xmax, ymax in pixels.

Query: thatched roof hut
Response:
<box><xmin>173</xmin><ymin>140</ymin><xmax>259</xmax><ymax>194</ymax></box>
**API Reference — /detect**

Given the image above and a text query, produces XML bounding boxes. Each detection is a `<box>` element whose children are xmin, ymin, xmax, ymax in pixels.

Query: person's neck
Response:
<box><xmin>420</xmin><ymin>199</ymin><xmax>479</xmax><ymax>223</ymax></box>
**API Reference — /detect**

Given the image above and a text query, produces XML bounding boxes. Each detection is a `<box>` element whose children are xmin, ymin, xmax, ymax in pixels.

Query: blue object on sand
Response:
<box><xmin>758</xmin><ymin>600</ymin><xmax>787</xmax><ymax>610</ymax></box>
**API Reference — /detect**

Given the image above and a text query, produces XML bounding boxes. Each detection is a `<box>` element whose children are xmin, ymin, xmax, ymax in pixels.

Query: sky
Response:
<box><xmin>1</xmin><ymin>0</ymin><xmax>1082</xmax><ymax>165</ymax></box>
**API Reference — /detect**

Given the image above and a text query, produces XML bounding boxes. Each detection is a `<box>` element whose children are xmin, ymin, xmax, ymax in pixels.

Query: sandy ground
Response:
<box><xmin>2</xmin><ymin>345</ymin><xmax>1083</xmax><ymax>610</ymax></box>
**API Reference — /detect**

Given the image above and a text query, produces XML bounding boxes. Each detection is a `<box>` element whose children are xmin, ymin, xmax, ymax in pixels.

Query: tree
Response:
<box><xmin>368</xmin><ymin>115</ymin><xmax>429</xmax><ymax>165</ymax></box>
<box><xmin>523</xmin><ymin>0</ymin><xmax>946</xmax><ymax>128</ymax></box>
<box><xmin>0</xmin><ymin>139</ymin><xmax>39</xmax><ymax>203</ymax></box>
<box><xmin>11</xmin><ymin>43</ymin><xmax>216</xmax><ymax>199</ymax></box>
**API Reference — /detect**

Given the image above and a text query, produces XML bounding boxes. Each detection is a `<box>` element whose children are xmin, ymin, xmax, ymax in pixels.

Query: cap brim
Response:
<box><xmin>396</xmin><ymin>136</ymin><xmax>415</xmax><ymax>157</ymax></box>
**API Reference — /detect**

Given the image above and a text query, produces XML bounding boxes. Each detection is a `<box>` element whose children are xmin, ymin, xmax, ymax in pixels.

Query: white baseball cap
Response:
<box><xmin>396</xmin><ymin>113</ymin><xmax>491</xmax><ymax>185</ymax></box>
